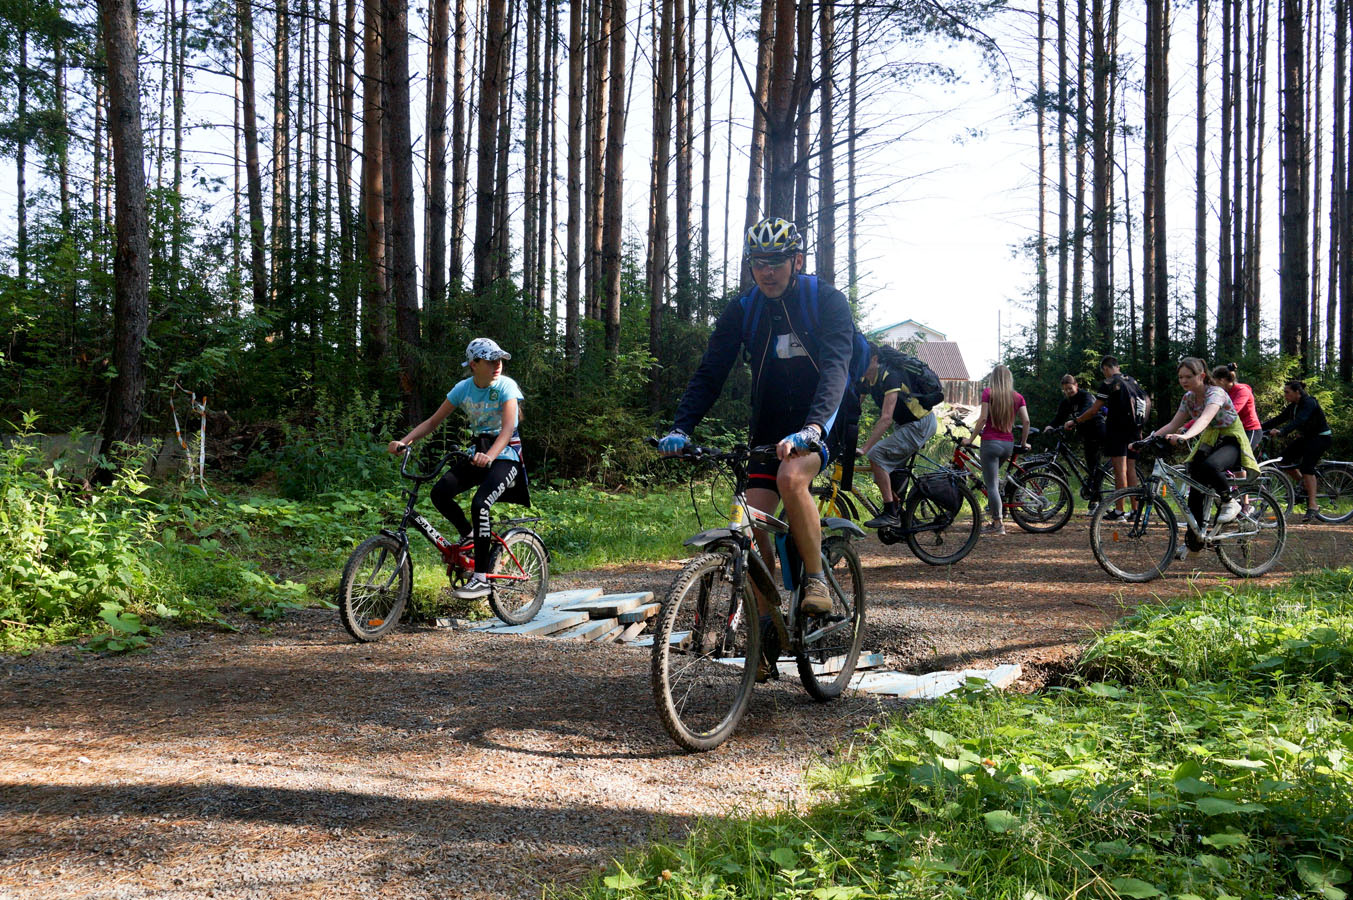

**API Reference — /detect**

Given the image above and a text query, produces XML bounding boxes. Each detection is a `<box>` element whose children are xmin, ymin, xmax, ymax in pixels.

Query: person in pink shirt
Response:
<box><xmin>1212</xmin><ymin>363</ymin><xmax>1262</xmax><ymax>450</ymax></box>
<box><xmin>961</xmin><ymin>364</ymin><xmax>1030</xmax><ymax>535</ymax></box>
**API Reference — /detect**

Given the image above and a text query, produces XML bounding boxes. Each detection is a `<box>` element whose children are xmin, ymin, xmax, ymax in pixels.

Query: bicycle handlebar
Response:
<box><xmin>397</xmin><ymin>445</ymin><xmax>475</xmax><ymax>483</ymax></box>
<box><xmin>645</xmin><ymin>437</ymin><xmax>818</xmax><ymax>463</ymax></box>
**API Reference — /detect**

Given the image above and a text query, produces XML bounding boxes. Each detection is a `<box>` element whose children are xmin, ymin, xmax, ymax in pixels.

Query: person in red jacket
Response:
<box><xmin>1212</xmin><ymin>363</ymin><xmax>1262</xmax><ymax>450</ymax></box>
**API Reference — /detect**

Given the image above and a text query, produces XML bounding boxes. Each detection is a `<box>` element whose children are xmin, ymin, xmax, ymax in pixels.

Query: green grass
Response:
<box><xmin>569</xmin><ymin>573</ymin><xmax>1353</xmax><ymax>900</ymax></box>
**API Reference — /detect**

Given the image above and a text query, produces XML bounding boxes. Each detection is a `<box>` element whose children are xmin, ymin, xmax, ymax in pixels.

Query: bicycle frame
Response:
<box><xmin>1138</xmin><ymin>455</ymin><xmax>1254</xmax><ymax>545</ymax></box>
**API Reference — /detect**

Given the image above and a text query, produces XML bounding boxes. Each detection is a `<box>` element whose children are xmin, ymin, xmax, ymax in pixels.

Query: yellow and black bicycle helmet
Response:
<box><xmin>744</xmin><ymin>217</ymin><xmax>804</xmax><ymax>257</ymax></box>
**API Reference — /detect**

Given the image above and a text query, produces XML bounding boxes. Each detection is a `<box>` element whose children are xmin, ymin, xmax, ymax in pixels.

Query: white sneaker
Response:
<box><xmin>454</xmin><ymin>573</ymin><xmax>492</xmax><ymax>600</ymax></box>
<box><xmin>1216</xmin><ymin>499</ymin><xmax>1242</xmax><ymax>524</ymax></box>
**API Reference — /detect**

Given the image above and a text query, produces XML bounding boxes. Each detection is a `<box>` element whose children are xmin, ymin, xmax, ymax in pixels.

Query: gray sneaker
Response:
<box><xmin>1216</xmin><ymin>499</ymin><xmax>1242</xmax><ymax>524</ymax></box>
<box><xmin>800</xmin><ymin>577</ymin><xmax>833</xmax><ymax>616</ymax></box>
<box><xmin>454</xmin><ymin>573</ymin><xmax>492</xmax><ymax>600</ymax></box>
<box><xmin>864</xmin><ymin>510</ymin><xmax>901</xmax><ymax>529</ymax></box>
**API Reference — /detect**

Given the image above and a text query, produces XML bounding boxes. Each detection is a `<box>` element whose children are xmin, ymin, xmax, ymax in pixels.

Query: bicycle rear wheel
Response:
<box><xmin>1090</xmin><ymin>489</ymin><xmax>1176</xmax><ymax>582</ymax></box>
<box><xmin>338</xmin><ymin>534</ymin><xmax>412</xmax><ymax>642</ymax></box>
<box><xmin>651</xmin><ymin>551</ymin><xmax>760</xmax><ymax>752</ymax></box>
<box><xmin>1008</xmin><ymin>471</ymin><xmax>1074</xmax><ymax>533</ymax></box>
<box><xmin>1216</xmin><ymin>487</ymin><xmax>1286</xmax><ymax>577</ymax></box>
<box><xmin>795</xmin><ymin>537</ymin><xmax>866</xmax><ymax>701</ymax></box>
<box><xmin>1314</xmin><ymin>466</ymin><xmax>1353</xmax><ymax>523</ymax></box>
<box><xmin>903</xmin><ymin>479</ymin><xmax>981</xmax><ymax>565</ymax></box>
<box><xmin>488</xmin><ymin>529</ymin><xmax>549</xmax><ymax>624</ymax></box>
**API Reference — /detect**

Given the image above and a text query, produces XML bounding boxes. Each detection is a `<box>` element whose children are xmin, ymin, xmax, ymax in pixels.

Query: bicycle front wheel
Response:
<box><xmin>903</xmin><ymin>479</ymin><xmax>982</xmax><ymax>565</ymax></box>
<box><xmin>795</xmin><ymin>537</ymin><xmax>866</xmax><ymax>701</ymax></box>
<box><xmin>338</xmin><ymin>534</ymin><xmax>412</xmax><ymax>642</ymax></box>
<box><xmin>1090</xmin><ymin>489</ymin><xmax>1176</xmax><ymax>582</ymax></box>
<box><xmin>1216</xmin><ymin>487</ymin><xmax>1287</xmax><ymax>577</ymax></box>
<box><xmin>651</xmin><ymin>551</ymin><xmax>760</xmax><ymax>752</ymax></box>
<box><xmin>488</xmin><ymin>529</ymin><xmax>549</xmax><ymax>624</ymax></box>
<box><xmin>1315</xmin><ymin>466</ymin><xmax>1353</xmax><ymax>523</ymax></box>
<box><xmin>1008</xmin><ymin>471</ymin><xmax>1074</xmax><ymax>533</ymax></box>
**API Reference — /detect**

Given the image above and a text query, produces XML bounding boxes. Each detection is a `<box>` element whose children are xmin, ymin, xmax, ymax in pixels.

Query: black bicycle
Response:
<box><xmin>649</xmin><ymin>440</ymin><xmax>867</xmax><ymax>752</ymax></box>
<box><xmin>337</xmin><ymin>447</ymin><xmax>550</xmax><ymax>641</ymax></box>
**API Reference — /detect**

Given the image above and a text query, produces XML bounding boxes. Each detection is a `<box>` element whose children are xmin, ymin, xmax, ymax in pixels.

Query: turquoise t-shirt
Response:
<box><xmin>446</xmin><ymin>375</ymin><xmax>524</xmax><ymax>462</ymax></box>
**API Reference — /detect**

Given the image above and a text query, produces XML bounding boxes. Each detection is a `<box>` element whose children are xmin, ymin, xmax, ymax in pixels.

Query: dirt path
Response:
<box><xmin>3</xmin><ymin>520</ymin><xmax>1349</xmax><ymax>899</ymax></box>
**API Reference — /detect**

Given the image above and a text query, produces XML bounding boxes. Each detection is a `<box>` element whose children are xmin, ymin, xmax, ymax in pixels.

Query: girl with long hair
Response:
<box><xmin>963</xmin><ymin>364</ymin><xmax>1030</xmax><ymax>535</ymax></box>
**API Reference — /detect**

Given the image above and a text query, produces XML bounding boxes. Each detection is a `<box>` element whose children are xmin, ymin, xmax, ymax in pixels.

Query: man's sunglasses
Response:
<box><xmin>748</xmin><ymin>255</ymin><xmax>793</xmax><ymax>271</ymax></box>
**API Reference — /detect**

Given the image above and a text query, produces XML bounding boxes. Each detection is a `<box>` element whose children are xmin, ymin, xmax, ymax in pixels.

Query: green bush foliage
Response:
<box><xmin>572</xmin><ymin>573</ymin><xmax>1353</xmax><ymax>900</ymax></box>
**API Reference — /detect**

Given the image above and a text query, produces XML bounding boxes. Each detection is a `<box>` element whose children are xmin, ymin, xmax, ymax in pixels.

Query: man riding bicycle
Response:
<box><xmin>659</xmin><ymin>217</ymin><xmax>855</xmax><ymax>618</ymax></box>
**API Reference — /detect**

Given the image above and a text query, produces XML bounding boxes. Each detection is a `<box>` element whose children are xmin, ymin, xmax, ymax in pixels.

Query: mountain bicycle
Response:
<box><xmin>1021</xmin><ymin>427</ymin><xmax>1124</xmax><ymax>507</ymax></box>
<box><xmin>337</xmin><ymin>447</ymin><xmax>550</xmax><ymax>641</ymax></box>
<box><xmin>1090</xmin><ymin>435</ymin><xmax>1286</xmax><ymax>582</ymax></box>
<box><xmin>808</xmin><ymin>454</ymin><xmax>981</xmax><ymax>566</ymax></box>
<box><xmin>1312</xmin><ymin>461</ymin><xmax>1353</xmax><ymax>523</ymax></box>
<box><xmin>649</xmin><ymin>440</ymin><xmax>866</xmax><ymax>752</ymax></box>
<box><xmin>951</xmin><ymin>429</ymin><xmax>1074</xmax><ymax>532</ymax></box>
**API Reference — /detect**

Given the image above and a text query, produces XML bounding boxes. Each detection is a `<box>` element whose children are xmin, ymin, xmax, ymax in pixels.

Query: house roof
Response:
<box><xmin>912</xmin><ymin>341</ymin><xmax>971</xmax><ymax>381</ymax></box>
<box><xmin>869</xmin><ymin>319</ymin><xmax>947</xmax><ymax>340</ymax></box>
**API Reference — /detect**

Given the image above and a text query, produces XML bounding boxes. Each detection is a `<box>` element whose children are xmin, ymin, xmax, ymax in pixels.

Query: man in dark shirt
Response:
<box><xmin>660</xmin><ymin>217</ymin><xmax>855</xmax><ymax>617</ymax></box>
<box><xmin>1055</xmin><ymin>373</ymin><xmax>1107</xmax><ymax>509</ymax></box>
<box><xmin>857</xmin><ymin>344</ymin><xmax>939</xmax><ymax>528</ymax></box>
<box><xmin>1073</xmin><ymin>356</ymin><xmax>1142</xmax><ymax>519</ymax></box>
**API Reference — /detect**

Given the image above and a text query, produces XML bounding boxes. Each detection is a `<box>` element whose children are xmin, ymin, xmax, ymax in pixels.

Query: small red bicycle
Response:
<box><xmin>338</xmin><ymin>447</ymin><xmax>549</xmax><ymax>641</ymax></box>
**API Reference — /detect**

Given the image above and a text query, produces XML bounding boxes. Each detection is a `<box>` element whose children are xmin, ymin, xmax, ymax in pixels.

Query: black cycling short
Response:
<box><xmin>1281</xmin><ymin>433</ymin><xmax>1332</xmax><ymax>476</ymax></box>
<box><xmin>1104</xmin><ymin>425</ymin><xmax>1142</xmax><ymax>458</ymax></box>
<box><xmin>747</xmin><ymin>410</ymin><xmax>829</xmax><ymax>494</ymax></box>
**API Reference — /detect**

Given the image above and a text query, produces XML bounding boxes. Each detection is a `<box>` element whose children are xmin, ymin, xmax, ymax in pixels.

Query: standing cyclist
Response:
<box><xmin>1074</xmin><ymin>355</ymin><xmax>1147</xmax><ymax>520</ymax></box>
<box><xmin>659</xmin><ymin>217</ymin><xmax>855</xmax><ymax>618</ymax></box>
<box><xmin>1055</xmin><ymin>373</ymin><xmax>1107</xmax><ymax>512</ymax></box>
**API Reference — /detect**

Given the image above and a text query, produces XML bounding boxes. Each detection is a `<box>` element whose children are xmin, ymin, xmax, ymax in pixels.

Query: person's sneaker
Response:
<box><xmin>1103</xmin><ymin>509</ymin><xmax>1126</xmax><ymax>521</ymax></box>
<box><xmin>981</xmin><ymin>520</ymin><xmax>1005</xmax><ymax>535</ymax></box>
<box><xmin>800</xmin><ymin>576</ymin><xmax>833</xmax><ymax>616</ymax></box>
<box><xmin>864</xmin><ymin>510</ymin><xmax>901</xmax><ymax>529</ymax></box>
<box><xmin>454</xmin><ymin>572</ymin><xmax>492</xmax><ymax>600</ymax></box>
<box><xmin>1302</xmin><ymin>506</ymin><xmax>1320</xmax><ymax>524</ymax></box>
<box><xmin>1176</xmin><ymin>545</ymin><xmax>1201</xmax><ymax>561</ymax></box>
<box><xmin>1216</xmin><ymin>499</ymin><xmax>1242</xmax><ymax>524</ymax></box>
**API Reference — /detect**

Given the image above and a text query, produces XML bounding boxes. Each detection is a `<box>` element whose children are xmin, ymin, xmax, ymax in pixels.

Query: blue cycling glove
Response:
<box><xmin>658</xmin><ymin>429</ymin><xmax>690</xmax><ymax>454</ymax></box>
<box><xmin>782</xmin><ymin>426</ymin><xmax>822</xmax><ymax>453</ymax></box>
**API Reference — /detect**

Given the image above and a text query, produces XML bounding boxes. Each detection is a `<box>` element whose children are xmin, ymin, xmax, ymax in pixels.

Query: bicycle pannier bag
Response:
<box><xmin>916</xmin><ymin>470</ymin><xmax>962</xmax><ymax>514</ymax></box>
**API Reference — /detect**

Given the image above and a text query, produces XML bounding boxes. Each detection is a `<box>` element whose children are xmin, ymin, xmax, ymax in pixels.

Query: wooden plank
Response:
<box><xmin>485</xmin><ymin>609</ymin><xmax>589</xmax><ymax>636</ymax></box>
<box><xmin>616</xmin><ymin>621</ymin><xmax>648</xmax><ymax>643</ymax></box>
<box><xmin>592</xmin><ymin>625</ymin><xmax>626</xmax><ymax>643</ymax></box>
<box><xmin>617</xmin><ymin>602</ymin><xmax>661</xmax><ymax>624</ymax></box>
<box><xmin>552</xmin><ymin>617</ymin><xmax>620</xmax><ymax>641</ymax></box>
<box><xmin>632</xmin><ymin>630</ymin><xmax>690</xmax><ymax>648</ymax></box>
<box><xmin>559</xmin><ymin>591</ymin><xmax>654</xmax><ymax>618</ymax></box>
<box><xmin>540</xmin><ymin>588</ymin><xmax>603</xmax><ymax>609</ymax></box>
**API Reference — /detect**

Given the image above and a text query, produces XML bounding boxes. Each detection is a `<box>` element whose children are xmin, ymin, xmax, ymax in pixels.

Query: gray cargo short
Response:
<box><xmin>866</xmin><ymin>413</ymin><xmax>937</xmax><ymax>471</ymax></box>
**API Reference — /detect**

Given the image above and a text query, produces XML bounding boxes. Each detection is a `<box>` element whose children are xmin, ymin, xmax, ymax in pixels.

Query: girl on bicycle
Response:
<box><xmin>387</xmin><ymin>338</ymin><xmax>529</xmax><ymax>599</ymax></box>
<box><xmin>1263</xmin><ymin>380</ymin><xmax>1332</xmax><ymax>522</ymax></box>
<box><xmin>1212</xmin><ymin>363</ymin><xmax>1262</xmax><ymax>450</ymax></box>
<box><xmin>1145</xmin><ymin>357</ymin><xmax>1257</xmax><ymax>549</ymax></box>
<box><xmin>962</xmin><ymin>364</ymin><xmax>1030</xmax><ymax>535</ymax></box>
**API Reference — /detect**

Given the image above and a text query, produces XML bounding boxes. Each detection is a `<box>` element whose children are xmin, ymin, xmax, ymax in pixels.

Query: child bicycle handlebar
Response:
<box><xmin>397</xmin><ymin>445</ymin><xmax>476</xmax><ymax>483</ymax></box>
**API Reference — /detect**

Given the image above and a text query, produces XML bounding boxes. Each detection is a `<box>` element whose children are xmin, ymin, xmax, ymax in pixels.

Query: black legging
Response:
<box><xmin>1188</xmin><ymin>436</ymin><xmax>1241</xmax><ymax>525</ymax></box>
<box><xmin>429</xmin><ymin>457</ymin><xmax>524</xmax><ymax>572</ymax></box>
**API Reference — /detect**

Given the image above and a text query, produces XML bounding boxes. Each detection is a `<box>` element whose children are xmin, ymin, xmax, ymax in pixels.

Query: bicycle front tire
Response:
<box><xmin>1216</xmin><ymin>486</ymin><xmax>1287</xmax><ymax>577</ymax></box>
<box><xmin>795</xmin><ymin>537</ymin><xmax>866</xmax><ymax>701</ymax></box>
<box><xmin>488</xmin><ymin>529</ymin><xmax>549</xmax><ymax>624</ymax></box>
<box><xmin>902</xmin><ymin>479</ymin><xmax>981</xmax><ymax>565</ymax></box>
<box><xmin>1314</xmin><ymin>466</ymin><xmax>1353</xmax><ymax>523</ymax></box>
<box><xmin>651</xmin><ymin>551</ymin><xmax>760</xmax><ymax>752</ymax></box>
<box><xmin>338</xmin><ymin>534</ymin><xmax>412</xmax><ymax>642</ymax></box>
<box><xmin>1008</xmin><ymin>470</ymin><xmax>1074</xmax><ymax>533</ymax></box>
<box><xmin>1090</xmin><ymin>489</ymin><xmax>1176</xmax><ymax>582</ymax></box>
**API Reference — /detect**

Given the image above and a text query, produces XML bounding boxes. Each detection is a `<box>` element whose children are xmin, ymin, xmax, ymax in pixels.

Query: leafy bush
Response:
<box><xmin>259</xmin><ymin>388</ymin><xmax>402</xmax><ymax>500</ymax></box>
<box><xmin>572</xmin><ymin>572</ymin><xmax>1353</xmax><ymax>900</ymax></box>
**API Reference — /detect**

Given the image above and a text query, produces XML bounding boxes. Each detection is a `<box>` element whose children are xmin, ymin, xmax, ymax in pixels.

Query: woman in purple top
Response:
<box><xmin>962</xmin><ymin>364</ymin><xmax>1030</xmax><ymax>535</ymax></box>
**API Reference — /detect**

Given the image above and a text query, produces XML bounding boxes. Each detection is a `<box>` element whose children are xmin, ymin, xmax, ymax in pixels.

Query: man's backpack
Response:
<box><xmin>875</xmin><ymin>344</ymin><xmax>946</xmax><ymax>419</ymax></box>
<box><xmin>1120</xmin><ymin>374</ymin><xmax>1151</xmax><ymax>428</ymax></box>
<box><xmin>738</xmin><ymin>274</ymin><xmax>870</xmax><ymax>381</ymax></box>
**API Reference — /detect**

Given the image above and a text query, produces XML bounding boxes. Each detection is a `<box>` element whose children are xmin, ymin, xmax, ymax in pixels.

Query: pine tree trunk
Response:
<box><xmin>473</xmin><ymin>0</ymin><xmax>508</xmax><ymax>294</ymax></box>
<box><xmin>362</xmin><ymin>0</ymin><xmax>388</xmax><ymax>365</ymax></box>
<box><xmin>1036</xmin><ymin>0</ymin><xmax>1048</xmax><ymax>369</ymax></box>
<box><xmin>1091</xmin><ymin>0</ymin><xmax>1113</xmax><ymax>342</ymax></box>
<box><xmin>1310</xmin><ymin>0</ymin><xmax>1323</xmax><ymax>369</ymax></box>
<box><xmin>424</xmin><ymin>0</ymin><xmax>450</xmax><ymax>330</ymax></box>
<box><xmin>722</xmin><ymin>2</ymin><xmax>737</xmax><ymax>299</ymax></box>
<box><xmin>538</xmin><ymin>3</ymin><xmax>554</xmax><ymax>318</ymax></box>
<box><xmin>383</xmin><ymin>0</ymin><xmax>423</xmax><ymax>424</ymax></box>
<box><xmin>1218</xmin><ymin>0</ymin><xmax>1235</xmax><ymax>351</ymax></box>
<box><xmin>765</xmin><ymin>0</ymin><xmax>796</xmax><ymax>215</ymax></box>
<box><xmin>649</xmin><ymin>0</ymin><xmax>674</xmax><ymax>409</ymax></box>
<box><xmin>170</xmin><ymin>1</ymin><xmax>185</xmax><ymax>308</ymax></box>
<box><xmin>272</xmin><ymin>0</ymin><xmax>290</xmax><ymax>306</ymax></box>
<box><xmin>1152</xmin><ymin>0</ymin><xmax>1170</xmax><ymax>392</ymax></box>
<box><xmin>793</xmin><ymin>0</ymin><xmax>810</xmax><ymax>228</ymax></box>
<box><xmin>602</xmin><ymin>0</ymin><xmax>627</xmax><ymax>356</ymax></box>
<box><xmin>565</xmin><ymin>0</ymin><xmax>584</xmax><ymax>360</ymax></box>
<box><xmin>1280</xmin><ymin>0</ymin><xmax>1306</xmax><ymax>358</ymax></box>
<box><xmin>817</xmin><ymin>0</ymin><xmax>835</xmax><ymax>285</ymax></box>
<box><xmin>492</xmin><ymin>4</ymin><xmax>518</xmax><ymax>283</ymax></box>
<box><xmin>240</xmin><ymin>0</ymin><xmax>268</xmax><ymax>316</ymax></box>
<box><xmin>741</xmin><ymin>0</ymin><xmax>774</xmax><ymax>293</ymax></box>
<box><xmin>674</xmin><ymin>0</ymin><xmax>693</xmax><ymax>320</ymax></box>
<box><xmin>700</xmin><ymin>0</ymin><xmax>713</xmax><ymax>311</ymax></box>
<box><xmin>524</xmin><ymin>0</ymin><xmax>541</xmax><ymax>307</ymax></box>
<box><xmin>586</xmin><ymin>0</ymin><xmax>611</xmax><ymax>320</ymax></box>
<box><xmin>847</xmin><ymin>0</ymin><xmax>859</xmax><ymax>303</ymax></box>
<box><xmin>1329</xmin><ymin>0</ymin><xmax>1345</xmax><ymax>370</ymax></box>
<box><xmin>1071</xmin><ymin>0</ymin><xmax>1089</xmax><ymax>336</ymax></box>
<box><xmin>449</xmin><ymin>0</ymin><xmax>469</xmax><ymax>290</ymax></box>
<box><xmin>97</xmin><ymin>0</ymin><xmax>151</xmax><ymax>453</ymax></box>
<box><xmin>1195</xmin><ymin>0</ymin><xmax>1209</xmax><ymax>356</ymax></box>
<box><xmin>1056</xmin><ymin>0</ymin><xmax>1069</xmax><ymax>344</ymax></box>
